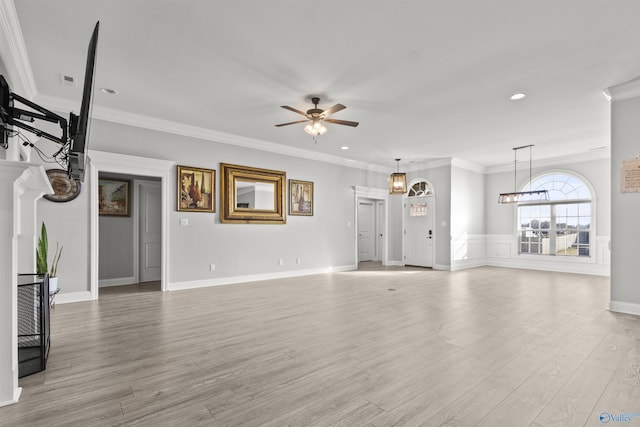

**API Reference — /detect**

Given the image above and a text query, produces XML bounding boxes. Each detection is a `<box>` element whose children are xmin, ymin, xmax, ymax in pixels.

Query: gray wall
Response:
<box><xmin>611</xmin><ymin>95</ymin><xmax>640</xmax><ymax>306</ymax></box>
<box><xmin>485</xmin><ymin>157</ymin><xmax>610</xmax><ymax>237</ymax></box>
<box><xmin>36</xmin><ymin>158</ymin><xmax>90</xmax><ymax>295</ymax></box>
<box><xmin>387</xmin><ymin>194</ymin><xmax>403</xmax><ymax>263</ymax></box>
<box><xmin>38</xmin><ymin>118</ymin><xmax>391</xmax><ymax>292</ymax></box>
<box><xmin>99</xmin><ymin>215</ymin><xmax>134</xmax><ymax>280</ymax></box>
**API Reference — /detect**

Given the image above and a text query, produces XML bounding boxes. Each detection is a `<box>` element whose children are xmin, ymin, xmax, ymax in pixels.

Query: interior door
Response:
<box><xmin>139</xmin><ymin>181</ymin><xmax>162</xmax><ymax>282</ymax></box>
<box><xmin>358</xmin><ymin>200</ymin><xmax>375</xmax><ymax>262</ymax></box>
<box><xmin>404</xmin><ymin>196</ymin><xmax>434</xmax><ymax>267</ymax></box>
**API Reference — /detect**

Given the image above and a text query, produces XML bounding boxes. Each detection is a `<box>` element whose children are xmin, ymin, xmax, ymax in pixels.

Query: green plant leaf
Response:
<box><xmin>36</xmin><ymin>223</ymin><xmax>48</xmax><ymax>275</ymax></box>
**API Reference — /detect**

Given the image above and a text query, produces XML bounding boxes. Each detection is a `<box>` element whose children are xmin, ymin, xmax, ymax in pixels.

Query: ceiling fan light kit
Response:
<box><xmin>276</xmin><ymin>96</ymin><xmax>359</xmax><ymax>140</ymax></box>
<box><xmin>304</xmin><ymin>120</ymin><xmax>327</xmax><ymax>136</ymax></box>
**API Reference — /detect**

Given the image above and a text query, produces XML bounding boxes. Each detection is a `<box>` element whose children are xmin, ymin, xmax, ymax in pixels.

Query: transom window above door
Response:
<box><xmin>518</xmin><ymin>173</ymin><xmax>592</xmax><ymax>257</ymax></box>
<box><xmin>408</xmin><ymin>180</ymin><xmax>433</xmax><ymax>197</ymax></box>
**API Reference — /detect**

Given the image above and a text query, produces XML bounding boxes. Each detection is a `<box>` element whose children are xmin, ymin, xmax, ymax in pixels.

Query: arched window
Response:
<box><xmin>407</xmin><ymin>180</ymin><xmax>433</xmax><ymax>197</ymax></box>
<box><xmin>518</xmin><ymin>173</ymin><xmax>592</xmax><ymax>257</ymax></box>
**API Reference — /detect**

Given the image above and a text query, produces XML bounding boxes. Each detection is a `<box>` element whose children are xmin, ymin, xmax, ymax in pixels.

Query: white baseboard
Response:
<box><xmin>434</xmin><ymin>264</ymin><xmax>451</xmax><ymax>271</ymax></box>
<box><xmin>486</xmin><ymin>258</ymin><xmax>609</xmax><ymax>276</ymax></box>
<box><xmin>0</xmin><ymin>387</ymin><xmax>21</xmax><ymax>408</ymax></box>
<box><xmin>54</xmin><ymin>291</ymin><xmax>92</xmax><ymax>305</ymax></box>
<box><xmin>385</xmin><ymin>260</ymin><xmax>404</xmax><ymax>266</ymax></box>
<box><xmin>609</xmin><ymin>300</ymin><xmax>640</xmax><ymax>316</ymax></box>
<box><xmin>451</xmin><ymin>258</ymin><xmax>486</xmax><ymax>271</ymax></box>
<box><xmin>169</xmin><ymin>264</ymin><xmax>357</xmax><ymax>292</ymax></box>
<box><xmin>99</xmin><ymin>276</ymin><xmax>136</xmax><ymax>287</ymax></box>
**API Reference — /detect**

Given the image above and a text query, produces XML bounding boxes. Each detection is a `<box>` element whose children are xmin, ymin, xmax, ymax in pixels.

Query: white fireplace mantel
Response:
<box><xmin>0</xmin><ymin>161</ymin><xmax>51</xmax><ymax>407</ymax></box>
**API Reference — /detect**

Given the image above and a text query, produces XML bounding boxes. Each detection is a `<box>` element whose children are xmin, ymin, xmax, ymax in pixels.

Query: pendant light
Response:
<box><xmin>389</xmin><ymin>158</ymin><xmax>407</xmax><ymax>195</ymax></box>
<box><xmin>498</xmin><ymin>144</ymin><xmax>549</xmax><ymax>203</ymax></box>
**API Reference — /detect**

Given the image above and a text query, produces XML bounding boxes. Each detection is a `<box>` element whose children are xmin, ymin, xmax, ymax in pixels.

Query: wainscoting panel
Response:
<box><xmin>485</xmin><ymin>234</ymin><xmax>610</xmax><ymax>276</ymax></box>
<box><xmin>451</xmin><ymin>234</ymin><xmax>486</xmax><ymax>271</ymax></box>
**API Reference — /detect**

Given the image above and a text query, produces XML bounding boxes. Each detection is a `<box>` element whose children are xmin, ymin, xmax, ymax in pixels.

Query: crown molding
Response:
<box><xmin>404</xmin><ymin>158</ymin><xmax>452</xmax><ymax>172</ymax></box>
<box><xmin>34</xmin><ymin>94</ymin><xmax>390</xmax><ymax>174</ymax></box>
<box><xmin>0</xmin><ymin>0</ymin><xmax>37</xmax><ymax>99</ymax></box>
<box><xmin>604</xmin><ymin>77</ymin><xmax>640</xmax><ymax>102</ymax></box>
<box><xmin>485</xmin><ymin>148</ymin><xmax>609</xmax><ymax>174</ymax></box>
<box><xmin>451</xmin><ymin>158</ymin><xmax>486</xmax><ymax>174</ymax></box>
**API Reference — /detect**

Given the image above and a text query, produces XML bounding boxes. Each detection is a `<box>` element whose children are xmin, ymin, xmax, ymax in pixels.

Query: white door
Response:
<box><xmin>404</xmin><ymin>196</ymin><xmax>434</xmax><ymax>267</ymax></box>
<box><xmin>139</xmin><ymin>181</ymin><xmax>162</xmax><ymax>282</ymax></box>
<box><xmin>358</xmin><ymin>200</ymin><xmax>375</xmax><ymax>262</ymax></box>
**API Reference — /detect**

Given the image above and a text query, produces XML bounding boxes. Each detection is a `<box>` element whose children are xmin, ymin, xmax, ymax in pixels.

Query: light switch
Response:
<box><xmin>180</xmin><ymin>218</ymin><xmax>189</xmax><ymax>226</ymax></box>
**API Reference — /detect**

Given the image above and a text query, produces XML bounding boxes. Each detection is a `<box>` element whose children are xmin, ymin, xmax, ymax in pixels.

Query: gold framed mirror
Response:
<box><xmin>220</xmin><ymin>163</ymin><xmax>286</xmax><ymax>224</ymax></box>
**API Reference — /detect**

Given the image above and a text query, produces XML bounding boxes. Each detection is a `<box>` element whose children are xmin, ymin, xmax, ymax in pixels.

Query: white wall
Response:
<box><xmin>609</xmin><ymin>82</ymin><xmax>640</xmax><ymax>315</ymax></box>
<box><xmin>451</xmin><ymin>165</ymin><xmax>485</xmax><ymax>270</ymax></box>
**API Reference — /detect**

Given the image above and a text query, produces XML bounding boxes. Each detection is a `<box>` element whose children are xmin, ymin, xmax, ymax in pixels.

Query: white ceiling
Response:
<box><xmin>9</xmin><ymin>0</ymin><xmax>640</xmax><ymax>169</ymax></box>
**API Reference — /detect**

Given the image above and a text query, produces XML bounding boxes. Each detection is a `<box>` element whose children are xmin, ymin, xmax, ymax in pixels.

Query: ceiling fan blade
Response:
<box><xmin>324</xmin><ymin>118</ymin><xmax>359</xmax><ymax>127</ymax></box>
<box><xmin>281</xmin><ymin>105</ymin><xmax>308</xmax><ymax>116</ymax></box>
<box><xmin>275</xmin><ymin>119</ymin><xmax>310</xmax><ymax>127</ymax></box>
<box><xmin>321</xmin><ymin>103</ymin><xmax>346</xmax><ymax>117</ymax></box>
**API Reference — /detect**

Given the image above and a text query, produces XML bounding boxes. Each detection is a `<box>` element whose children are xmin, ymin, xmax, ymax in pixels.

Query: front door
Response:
<box><xmin>404</xmin><ymin>195</ymin><xmax>434</xmax><ymax>267</ymax></box>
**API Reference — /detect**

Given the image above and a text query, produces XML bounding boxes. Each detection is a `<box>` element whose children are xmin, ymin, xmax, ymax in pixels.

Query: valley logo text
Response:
<box><xmin>599</xmin><ymin>412</ymin><xmax>640</xmax><ymax>424</ymax></box>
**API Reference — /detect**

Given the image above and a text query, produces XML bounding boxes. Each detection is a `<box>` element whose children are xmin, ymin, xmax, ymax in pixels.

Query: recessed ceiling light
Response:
<box><xmin>341</xmin><ymin>146</ymin><xmax>349</xmax><ymax>150</ymax></box>
<box><xmin>510</xmin><ymin>93</ymin><xmax>526</xmax><ymax>101</ymax></box>
<box><xmin>100</xmin><ymin>87</ymin><xmax>118</xmax><ymax>95</ymax></box>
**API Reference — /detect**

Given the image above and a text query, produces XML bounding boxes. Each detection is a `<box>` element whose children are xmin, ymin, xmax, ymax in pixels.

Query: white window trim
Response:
<box><xmin>514</xmin><ymin>169</ymin><xmax>597</xmax><ymax>264</ymax></box>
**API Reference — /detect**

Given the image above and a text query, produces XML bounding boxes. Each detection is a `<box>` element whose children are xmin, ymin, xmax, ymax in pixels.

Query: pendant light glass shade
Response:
<box><xmin>389</xmin><ymin>159</ymin><xmax>407</xmax><ymax>194</ymax></box>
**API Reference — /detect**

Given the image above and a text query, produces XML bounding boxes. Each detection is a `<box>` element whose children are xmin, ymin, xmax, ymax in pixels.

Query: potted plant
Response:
<box><xmin>36</xmin><ymin>222</ymin><xmax>63</xmax><ymax>293</ymax></box>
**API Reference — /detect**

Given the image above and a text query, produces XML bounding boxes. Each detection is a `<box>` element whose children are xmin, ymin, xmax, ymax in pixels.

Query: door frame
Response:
<box><xmin>402</xmin><ymin>178</ymin><xmax>436</xmax><ymax>268</ymax></box>
<box><xmin>135</xmin><ymin>179</ymin><xmax>162</xmax><ymax>283</ymax></box>
<box><xmin>353</xmin><ymin>186</ymin><xmax>389</xmax><ymax>266</ymax></box>
<box><xmin>88</xmin><ymin>150</ymin><xmax>174</xmax><ymax>299</ymax></box>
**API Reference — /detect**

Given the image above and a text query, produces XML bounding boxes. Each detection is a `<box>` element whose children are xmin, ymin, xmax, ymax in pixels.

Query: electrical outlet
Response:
<box><xmin>278</xmin><ymin>259</ymin><xmax>284</xmax><ymax>266</ymax></box>
<box><xmin>296</xmin><ymin>258</ymin><xmax>301</xmax><ymax>265</ymax></box>
<box><xmin>209</xmin><ymin>264</ymin><xmax>215</xmax><ymax>271</ymax></box>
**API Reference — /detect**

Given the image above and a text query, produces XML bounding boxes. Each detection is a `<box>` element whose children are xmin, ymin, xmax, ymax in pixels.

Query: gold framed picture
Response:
<box><xmin>289</xmin><ymin>179</ymin><xmax>313</xmax><ymax>216</ymax></box>
<box><xmin>98</xmin><ymin>178</ymin><xmax>130</xmax><ymax>216</ymax></box>
<box><xmin>177</xmin><ymin>165</ymin><xmax>215</xmax><ymax>212</ymax></box>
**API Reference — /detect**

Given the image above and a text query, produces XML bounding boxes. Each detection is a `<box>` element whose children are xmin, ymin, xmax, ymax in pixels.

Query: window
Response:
<box><xmin>408</xmin><ymin>181</ymin><xmax>432</xmax><ymax>197</ymax></box>
<box><xmin>518</xmin><ymin>174</ymin><xmax>592</xmax><ymax>257</ymax></box>
<box><xmin>410</xmin><ymin>203</ymin><xmax>427</xmax><ymax>217</ymax></box>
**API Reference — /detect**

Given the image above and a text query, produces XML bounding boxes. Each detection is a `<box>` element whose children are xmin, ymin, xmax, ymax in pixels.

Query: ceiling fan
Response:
<box><xmin>275</xmin><ymin>97</ymin><xmax>359</xmax><ymax>136</ymax></box>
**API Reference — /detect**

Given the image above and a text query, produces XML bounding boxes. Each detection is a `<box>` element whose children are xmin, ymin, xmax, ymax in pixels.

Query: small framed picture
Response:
<box><xmin>98</xmin><ymin>178</ymin><xmax>131</xmax><ymax>216</ymax></box>
<box><xmin>289</xmin><ymin>179</ymin><xmax>313</xmax><ymax>216</ymax></box>
<box><xmin>177</xmin><ymin>165</ymin><xmax>215</xmax><ymax>212</ymax></box>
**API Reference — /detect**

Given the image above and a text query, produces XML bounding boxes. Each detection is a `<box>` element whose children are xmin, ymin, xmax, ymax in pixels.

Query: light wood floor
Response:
<box><xmin>3</xmin><ymin>265</ymin><xmax>640</xmax><ymax>427</ymax></box>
